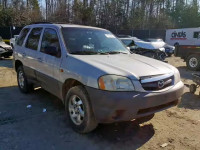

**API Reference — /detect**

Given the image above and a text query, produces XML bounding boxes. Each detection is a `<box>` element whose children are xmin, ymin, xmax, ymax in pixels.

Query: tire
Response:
<box><xmin>158</xmin><ymin>52</ymin><xmax>167</xmax><ymax>61</ymax></box>
<box><xmin>136</xmin><ymin>114</ymin><xmax>155</xmax><ymax>124</ymax></box>
<box><xmin>186</xmin><ymin>54</ymin><xmax>200</xmax><ymax>71</ymax></box>
<box><xmin>65</xmin><ymin>85</ymin><xmax>97</xmax><ymax>133</ymax></box>
<box><xmin>17</xmin><ymin>66</ymin><xmax>32</xmax><ymax>93</ymax></box>
<box><xmin>189</xmin><ymin>84</ymin><xmax>196</xmax><ymax>94</ymax></box>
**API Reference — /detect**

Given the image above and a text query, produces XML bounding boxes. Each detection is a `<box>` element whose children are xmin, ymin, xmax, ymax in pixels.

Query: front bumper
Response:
<box><xmin>86</xmin><ymin>81</ymin><xmax>184</xmax><ymax>123</ymax></box>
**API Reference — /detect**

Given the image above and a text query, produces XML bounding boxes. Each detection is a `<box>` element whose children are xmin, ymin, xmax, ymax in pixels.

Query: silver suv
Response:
<box><xmin>13</xmin><ymin>23</ymin><xmax>184</xmax><ymax>133</ymax></box>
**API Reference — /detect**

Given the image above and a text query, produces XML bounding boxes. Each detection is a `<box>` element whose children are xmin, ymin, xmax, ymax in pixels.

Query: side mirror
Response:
<box><xmin>44</xmin><ymin>46</ymin><xmax>60</xmax><ymax>57</ymax></box>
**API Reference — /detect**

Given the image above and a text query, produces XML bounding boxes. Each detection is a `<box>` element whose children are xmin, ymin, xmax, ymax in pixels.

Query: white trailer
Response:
<box><xmin>165</xmin><ymin>27</ymin><xmax>200</xmax><ymax>46</ymax></box>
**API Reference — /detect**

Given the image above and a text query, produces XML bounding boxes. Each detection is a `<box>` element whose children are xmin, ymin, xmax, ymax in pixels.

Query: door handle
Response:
<box><xmin>37</xmin><ymin>57</ymin><xmax>43</xmax><ymax>62</ymax></box>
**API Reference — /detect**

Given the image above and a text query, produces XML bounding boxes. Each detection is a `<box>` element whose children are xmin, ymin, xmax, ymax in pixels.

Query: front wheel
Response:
<box><xmin>65</xmin><ymin>86</ymin><xmax>97</xmax><ymax>133</ymax></box>
<box><xmin>186</xmin><ymin>54</ymin><xmax>200</xmax><ymax>71</ymax></box>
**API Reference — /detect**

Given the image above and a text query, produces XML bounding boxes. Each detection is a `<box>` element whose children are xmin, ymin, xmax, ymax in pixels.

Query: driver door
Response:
<box><xmin>36</xmin><ymin>28</ymin><xmax>62</xmax><ymax>96</ymax></box>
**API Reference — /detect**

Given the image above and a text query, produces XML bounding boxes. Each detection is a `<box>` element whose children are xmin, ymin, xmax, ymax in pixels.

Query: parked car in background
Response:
<box><xmin>0</xmin><ymin>36</ymin><xmax>13</xmax><ymax>58</ymax></box>
<box><xmin>145</xmin><ymin>38</ymin><xmax>175</xmax><ymax>57</ymax></box>
<box><xmin>10</xmin><ymin>35</ymin><xmax>19</xmax><ymax>48</ymax></box>
<box><xmin>119</xmin><ymin>37</ymin><xmax>167</xmax><ymax>61</ymax></box>
<box><xmin>13</xmin><ymin>23</ymin><xmax>184</xmax><ymax>133</ymax></box>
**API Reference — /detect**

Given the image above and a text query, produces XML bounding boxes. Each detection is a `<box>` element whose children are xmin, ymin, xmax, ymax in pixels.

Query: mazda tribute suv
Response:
<box><xmin>13</xmin><ymin>23</ymin><xmax>184</xmax><ymax>133</ymax></box>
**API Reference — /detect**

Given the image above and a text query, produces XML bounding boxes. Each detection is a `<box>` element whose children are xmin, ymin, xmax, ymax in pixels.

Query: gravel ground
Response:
<box><xmin>0</xmin><ymin>56</ymin><xmax>200</xmax><ymax>150</ymax></box>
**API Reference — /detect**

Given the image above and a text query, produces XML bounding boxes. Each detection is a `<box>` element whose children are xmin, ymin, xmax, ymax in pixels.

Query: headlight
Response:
<box><xmin>173</xmin><ymin>67</ymin><xmax>181</xmax><ymax>84</ymax></box>
<box><xmin>98</xmin><ymin>75</ymin><xmax>135</xmax><ymax>91</ymax></box>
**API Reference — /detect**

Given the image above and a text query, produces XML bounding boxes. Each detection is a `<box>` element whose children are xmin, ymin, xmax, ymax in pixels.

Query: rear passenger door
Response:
<box><xmin>23</xmin><ymin>27</ymin><xmax>43</xmax><ymax>80</ymax></box>
<box><xmin>36</xmin><ymin>28</ymin><xmax>62</xmax><ymax>96</ymax></box>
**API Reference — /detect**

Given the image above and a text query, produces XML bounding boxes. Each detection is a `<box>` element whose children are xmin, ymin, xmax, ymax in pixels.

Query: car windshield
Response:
<box><xmin>62</xmin><ymin>27</ymin><xmax>129</xmax><ymax>55</ymax></box>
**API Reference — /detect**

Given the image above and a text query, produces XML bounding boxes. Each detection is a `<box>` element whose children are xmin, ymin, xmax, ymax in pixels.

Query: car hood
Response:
<box><xmin>135</xmin><ymin>40</ymin><xmax>165</xmax><ymax>49</ymax></box>
<box><xmin>0</xmin><ymin>42</ymin><xmax>11</xmax><ymax>48</ymax></box>
<box><xmin>71</xmin><ymin>54</ymin><xmax>174</xmax><ymax>80</ymax></box>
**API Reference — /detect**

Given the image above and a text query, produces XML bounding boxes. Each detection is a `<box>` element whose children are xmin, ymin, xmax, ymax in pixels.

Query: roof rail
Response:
<box><xmin>30</xmin><ymin>22</ymin><xmax>53</xmax><ymax>25</ymax></box>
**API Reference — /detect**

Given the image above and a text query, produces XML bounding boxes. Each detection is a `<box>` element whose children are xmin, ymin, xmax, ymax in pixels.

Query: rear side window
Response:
<box><xmin>40</xmin><ymin>28</ymin><xmax>61</xmax><ymax>57</ymax></box>
<box><xmin>16</xmin><ymin>28</ymin><xmax>30</xmax><ymax>46</ymax></box>
<box><xmin>25</xmin><ymin>28</ymin><xmax>43</xmax><ymax>50</ymax></box>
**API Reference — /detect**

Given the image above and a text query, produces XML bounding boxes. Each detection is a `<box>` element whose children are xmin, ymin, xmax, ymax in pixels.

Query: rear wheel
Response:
<box><xmin>65</xmin><ymin>86</ymin><xmax>97</xmax><ymax>133</ymax></box>
<box><xmin>186</xmin><ymin>54</ymin><xmax>200</xmax><ymax>71</ymax></box>
<box><xmin>17</xmin><ymin>66</ymin><xmax>32</xmax><ymax>93</ymax></box>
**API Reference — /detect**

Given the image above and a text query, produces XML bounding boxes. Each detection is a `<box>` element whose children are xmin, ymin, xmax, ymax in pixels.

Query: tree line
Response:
<box><xmin>0</xmin><ymin>0</ymin><xmax>199</xmax><ymax>30</ymax></box>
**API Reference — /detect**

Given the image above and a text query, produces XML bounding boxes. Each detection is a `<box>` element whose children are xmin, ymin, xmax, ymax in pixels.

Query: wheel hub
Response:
<box><xmin>68</xmin><ymin>95</ymin><xmax>85</xmax><ymax>125</ymax></box>
<box><xmin>189</xmin><ymin>57</ymin><xmax>198</xmax><ymax>68</ymax></box>
<box><xmin>18</xmin><ymin>71</ymin><xmax>25</xmax><ymax>88</ymax></box>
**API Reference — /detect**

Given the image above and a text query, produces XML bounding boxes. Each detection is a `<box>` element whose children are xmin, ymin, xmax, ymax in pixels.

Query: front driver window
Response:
<box><xmin>40</xmin><ymin>28</ymin><xmax>61</xmax><ymax>57</ymax></box>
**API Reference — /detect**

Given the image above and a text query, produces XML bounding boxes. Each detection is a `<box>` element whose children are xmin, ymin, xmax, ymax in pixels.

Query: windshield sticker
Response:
<box><xmin>105</xmin><ymin>34</ymin><xmax>115</xmax><ymax>38</ymax></box>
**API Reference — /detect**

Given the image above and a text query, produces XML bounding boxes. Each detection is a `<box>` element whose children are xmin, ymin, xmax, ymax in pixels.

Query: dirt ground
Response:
<box><xmin>0</xmin><ymin>56</ymin><xmax>200</xmax><ymax>150</ymax></box>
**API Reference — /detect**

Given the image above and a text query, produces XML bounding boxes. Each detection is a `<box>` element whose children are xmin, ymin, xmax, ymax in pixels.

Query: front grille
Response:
<box><xmin>141</xmin><ymin>76</ymin><xmax>174</xmax><ymax>91</ymax></box>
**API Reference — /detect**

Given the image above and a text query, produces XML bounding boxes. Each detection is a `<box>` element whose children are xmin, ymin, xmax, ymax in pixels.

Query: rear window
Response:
<box><xmin>16</xmin><ymin>28</ymin><xmax>30</xmax><ymax>46</ymax></box>
<box><xmin>25</xmin><ymin>28</ymin><xmax>43</xmax><ymax>50</ymax></box>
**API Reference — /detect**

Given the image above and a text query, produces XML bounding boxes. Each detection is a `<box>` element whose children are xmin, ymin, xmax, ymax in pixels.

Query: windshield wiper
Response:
<box><xmin>70</xmin><ymin>51</ymin><xmax>100</xmax><ymax>55</ymax></box>
<box><xmin>70</xmin><ymin>51</ymin><xmax>129</xmax><ymax>55</ymax></box>
<box><xmin>101</xmin><ymin>51</ymin><xmax>129</xmax><ymax>54</ymax></box>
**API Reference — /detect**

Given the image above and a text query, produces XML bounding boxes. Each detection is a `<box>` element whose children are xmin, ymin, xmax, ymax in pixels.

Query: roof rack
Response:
<box><xmin>30</xmin><ymin>22</ymin><xmax>53</xmax><ymax>25</ymax></box>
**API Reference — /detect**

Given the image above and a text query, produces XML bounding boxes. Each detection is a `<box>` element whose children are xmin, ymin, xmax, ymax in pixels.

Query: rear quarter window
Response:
<box><xmin>16</xmin><ymin>28</ymin><xmax>30</xmax><ymax>46</ymax></box>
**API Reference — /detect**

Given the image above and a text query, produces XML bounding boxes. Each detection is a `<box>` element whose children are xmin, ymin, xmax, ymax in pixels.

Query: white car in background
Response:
<box><xmin>0</xmin><ymin>36</ymin><xmax>13</xmax><ymax>58</ymax></box>
<box><xmin>146</xmin><ymin>38</ymin><xmax>175</xmax><ymax>57</ymax></box>
<box><xmin>10</xmin><ymin>35</ymin><xmax>19</xmax><ymax>48</ymax></box>
<box><xmin>119</xmin><ymin>36</ymin><xmax>167</xmax><ymax>61</ymax></box>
